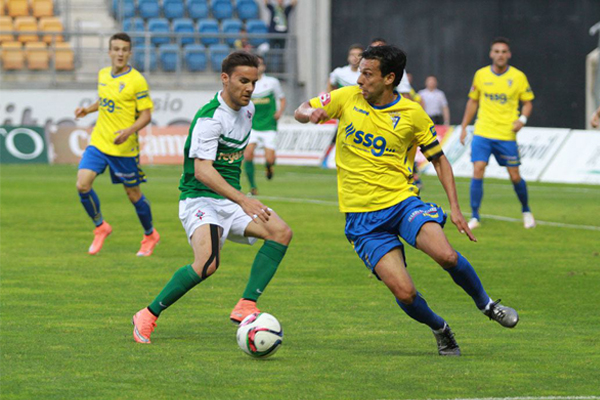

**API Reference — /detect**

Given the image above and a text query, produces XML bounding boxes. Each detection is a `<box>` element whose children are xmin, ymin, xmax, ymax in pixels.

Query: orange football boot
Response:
<box><xmin>136</xmin><ymin>229</ymin><xmax>160</xmax><ymax>256</ymax></box>
<box><xmin>88</xmin><ymin>222</ymin><xmax>112</xmax><ymax>255</ymax></box>
<box><xmin>132</xmin><ymin>308</ymin><xmax>157</xmax><ymax>344</ymax></box>
<box><xmin>230</xmin><ymin>298</ymin><xmax>260</xmax><ymax>325</ymax></box>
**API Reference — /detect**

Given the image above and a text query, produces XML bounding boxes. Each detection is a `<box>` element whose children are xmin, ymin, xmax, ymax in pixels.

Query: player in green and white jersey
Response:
<box><xmin>132</xmin><ymin>51</ymin><xmax>293</xmax><ymax>344</ymax></box>
<box><xmin>244</xmin><ymin>55</ymin><xmax>286</xmax><ymax>195</ymax></box>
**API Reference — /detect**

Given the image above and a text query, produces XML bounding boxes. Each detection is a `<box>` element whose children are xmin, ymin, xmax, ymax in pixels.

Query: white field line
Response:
<box><xmin>259</xmin><ymin>196</ymin><xmax>600</xmax><ymax>232</ymax></box>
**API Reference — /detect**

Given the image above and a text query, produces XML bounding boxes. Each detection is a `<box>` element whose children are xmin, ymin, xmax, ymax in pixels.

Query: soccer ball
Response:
<box><xmin>236</xmin><ymin>312</ymin><xmax>283</xmax><ymax>358</ymax></box>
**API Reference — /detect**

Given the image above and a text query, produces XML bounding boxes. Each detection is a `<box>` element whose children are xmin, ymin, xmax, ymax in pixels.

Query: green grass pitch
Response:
<box><xmin>1</xmin><ymin>164</ymin><xmax>599</xmax><ymax>399</ymax></box>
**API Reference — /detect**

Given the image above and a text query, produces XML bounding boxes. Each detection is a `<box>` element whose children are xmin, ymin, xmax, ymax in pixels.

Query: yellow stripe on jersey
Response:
<box><xmin>90</xmin><ymin>66</ymin><xmax>154</xmax><ymax>157</ymax></box>
<box><xmin>468</xmin><ymin>65</ymin><xmax>534</xmax><ymax>141</ymax></box>
<box><xmin>309</xmin><ymin>86</ymin><xmax>441</xmax><ymax>213</ymax></box>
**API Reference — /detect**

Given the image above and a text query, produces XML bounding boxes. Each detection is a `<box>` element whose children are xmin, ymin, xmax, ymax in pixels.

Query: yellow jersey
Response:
<box><xmin>309</xmin><ymin>86</ymin><xmax>443</xmax><ymax>213</ymax></box>
<box><xmin>90</xmin><ymin>66</ymin><xmax>153</xmax><ymax>157</ymax></box>
<box><xmin>468</xmin><ymin>65</ymin><xmax>534</xmax><ymax>141</ymax></box>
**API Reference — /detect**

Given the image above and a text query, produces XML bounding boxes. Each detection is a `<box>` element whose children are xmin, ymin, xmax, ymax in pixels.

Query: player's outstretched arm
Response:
<box><xmin>74</xmin><ymin>100</ymin><xmax>99</xmax><ymax>120</ymax></box>
<box><xmin>194</xmin><ymin>159</ymin><xmax>271</xmax><ymax>223</ymax></box>
<box><xmin>431</xmin><ymin>154</ymin><xmax>477</xmax><ymax>242</ymax></box>
<box><xmin>294</xmin><ymin>101</ymin><xmax>330</xmax><ymax>124</ymax></box>
<box><xmin>114</xmin><ymin>109</ymin><xmax>152</xmax><ymax>144</ymax></box>
<box><xmin>459</xmin><ymin>99</ymin><xmax>478</xmax><ymax>145</ymax></box>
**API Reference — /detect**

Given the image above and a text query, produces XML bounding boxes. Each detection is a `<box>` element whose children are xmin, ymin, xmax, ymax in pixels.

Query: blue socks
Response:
<box><xmin>470</xmin><ymin>178</ymin><xmax>483</xmax><ymax>220</ymax></box>
<box><xmin>513</xmin><ymin>179</ymin><xmax>530</xmax><ymax>212</ymax></box>
<box><xmin>79</xmin><ymin>189</ymin><xmax>103</xmax><ymax>227</ymax></box>
<box><xmin>397</xmin><ymin>292</ymin><xmax>446</xmax><ymax>330</ymax></box>
<box><xmin>133</xmin><ymin>195</ymin><xmax>154</xmax><ymax>235</ymax></box>
<box><xmin>445</xmin><ymin>251</ymin><xmax>490</xmax><ymax>310</ymax></box>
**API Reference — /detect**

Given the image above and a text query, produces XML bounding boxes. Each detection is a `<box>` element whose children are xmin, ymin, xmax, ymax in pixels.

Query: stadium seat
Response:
<box><xmin>14</xmin><ymin>16</ymin><xmax>38</xmax><ymax>43</ymax></box>
<box><xmin>0</xmin><ymin>0</ymin><xmax>5</xmax><ymax>16</ymax></box>
<box><xmin>235</xmin><ymin>0</ymin><xmax>258</xmax><ymax>21</ymax></box>
<box><xmin>210</xmin><ymin>0</ymin><xmax>232</xmax><ymax>21</ymax></box>
<box><xmin>133</xmin><ymin>46</ymin><xmax>157</xmax><ymax>71</ymax></box>
<box><xmin>32</xmin><ymin>0</ymin><xmax>53</xmax><ymax>18</ymax></box>
<box><xmin>39</xmin><ymin>16</ymin><xmax>63</xmax><ymax>44</ymax></box>
<box><xmin>7</xmin><ymin>0</ymin><xmax>28</xmax><ymax>17</ymax></box>
<box><xmin>113</xmin><ymin>0</ymin><xmax>135</xmax><ymax>19</ymax></box>
<box><xmin>245</xmin><ymin>19</ymin><xmax>267</xmax><ymax>47</ymax></box>
<box><xmin>163</xmin><ymin>0</ymin><xmax>184</xmax><ymax>20</ymax></box>
<box><xmin>183</xmin><ymin>43</ymin><xmax>206</xmax><ymax>71</ymax></box>
<box><xmin>1</xmin><ymin>40</ymin><xmax>24</xmax><ymax>69</ymax></box>
<box><xmin>0</xmin><ymin>15</ymin><xmax>14</xmax><ymax>43</ymax></box>
<box><xmin>197</xmin><ymin>18</ymin><xmax>219</xmax><ymax>46</ymax></box>
<box><xmin>123</xmin><ymin>17</ymin><xmax>145</xmax><ymax>46</ymax></box>
<box><xmin>25</xmin><ymin>41</ymin><xmax>49</xmax><ymax>69</ymax></box>
<box><xmin>221</xmin><ymin>18</ymin><xmax>241</xmax><ymax>46</ymax></box>
<box><xmin>187</xmin><ymin>0</ymin><xmax>208</xmax><ymax>20</ymax></box>
<box><xmin>208</xmin><ymin>43</ymin><xmax>229</xmax><ymax>71</ymax></box>
<box><xmin>138</xmin><ymin>0</ymin><xmax>160</xmax><ymax>20</ymax></box>
<box><xmin>53</xmin><ymin>41</ymin><xmax>74</xmax><ymax>70</ymax></box>
<box><xmin>147</xmin><ymin>17</ymin><xmax>170</xmax><ymax>45</ymax></box>
<box><xmin>159</xmin><ymin>43</ymin><xmax>180</xmax><ymax>71</ymax></box>
<box><xmin>172</xmin><ymin>18</ymin><xmax>195</xmax><ymax>45</ymax></box>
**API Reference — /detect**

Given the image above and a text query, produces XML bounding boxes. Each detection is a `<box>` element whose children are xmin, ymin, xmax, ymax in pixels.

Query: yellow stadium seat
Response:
<box><xmin>53</xmin><ymin>41</ymin><xmax>73</xmax><ymax>70</ymax></box>
<box><xmin>7</xmin><ymin>0</ymin><xmax>28</xmax><ymax>17</ymax></box>
<box><xmin>14</xmin><ymin>15</ymin><xmax>37</xmax><ymax>42</ymax></box>
<box><xmin>1</xmin><ymin>40</ymin><xmax>24</xmax><ymax>69</ymax></box>
<box><xmin>0</xmin><ymin>15</ymin><xmax>14</xmax><ymax>43</ymax></box>
<box><xmin>39</xmin><ymin>16</ymin><xmax>62</xmax><ymax>43</ymax></box>
<box><xmin>32</xmin><ymin>0</ymin><xmax>53</xmax><ymax>18</ymax></box>
<box><xmin>25</xmin><ymin>40</ymin><xmax>49</xmax><ymax>69</ymax></box>
<box><xmin>0</xmin><ymin>0</ymin><xmax>6</xmax><ymax>16</ymax></box>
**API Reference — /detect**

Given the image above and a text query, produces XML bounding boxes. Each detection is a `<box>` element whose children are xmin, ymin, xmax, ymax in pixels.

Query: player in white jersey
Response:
<box><xmin>244</xmin><ymin>55</ymin><xmax>286</xmax><ymax>195</ymax></box>
<box><xmin>327</xmin><ymin>43</ymin><xmax>364</xmax><ymax>92</ymax></box>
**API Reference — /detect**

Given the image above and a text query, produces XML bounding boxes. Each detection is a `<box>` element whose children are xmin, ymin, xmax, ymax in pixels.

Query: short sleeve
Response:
<box><xmin>397</xmin><ymin>71</ymin><xmax>411</xmax><ymax>94</ymax></box>
<box><xmin>468</xmin><ymin>72</ymin><xmax>480</xmax><ymax>100</ymax></box>
<box><xmin>413</xmin><ymin>107</ymin><xmax>443</xmax><ymax>161</ymax></box>
<box><xmin>308</xmin><ymin>86</ymin><xmax>351</xmax><ymax>120</ymax></box>
<box><xmin>135</xmin><ymin>75</ymin><xmax>153</xmax><ymax>111</ymax></box>
<box><xmin>329</xmin><ymin>69</ymin><xmax>338</xmax><ymax>85</ymax></box>
<box><xmin>519</xmin><ymin>73</ymin><xmax>535</xmax><ymax>102</ymax></box>
<box><xmin>440</xmin><ymin>91</ymin><xmax>448</xmax><ymax>107</ymax></box>
<box><xmin>189</xmin><ymin>118</ymin><xmax>223</xmax><ymax>160</ymax></box>
<box><xmin>273</xmin><ymin>78</ymin><xmax>285</xmax><ymax>99</ymax></box>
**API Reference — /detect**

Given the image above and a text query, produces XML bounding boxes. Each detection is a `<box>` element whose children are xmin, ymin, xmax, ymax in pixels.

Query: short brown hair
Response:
<box><xmin>491</xmin><ymin>37</ymin><xmax>510</xmax><ymax>49</ymax></box>
<box><xmin>222</xmin><ymin>51</ymin><xmax>259</xmax><ymax>75</ymax></box>
<box><xmin>109</xmin><ymin>32</ymin><xmax>132</xmax><ymax>48</ymax></box>
<box><xmin>349</xmin><ymin>43</ymin><xmax>365</xmax><ymax>53</ymax></box>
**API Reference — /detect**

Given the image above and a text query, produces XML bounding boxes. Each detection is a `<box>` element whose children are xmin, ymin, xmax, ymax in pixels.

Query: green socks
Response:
<box><xmin>148</xmin><ymin>265</ymin><xmax>202</xmax><ymax>316</ymax></box>
<box><xmin>242</xmin><ymin>240</ymin><xmax>288</xmax><ymax>301</ymax></box>
<box><xmin>244</xmin><ymin>160</ymin><xmax>257</xmax><ymax>190</ymax></box>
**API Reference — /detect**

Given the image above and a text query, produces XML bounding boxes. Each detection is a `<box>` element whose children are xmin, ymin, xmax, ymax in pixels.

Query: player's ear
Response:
<box><xmin>384</xmin><ymin>72</ymin><xmax>395</xmax><ymax>86</ymax></box>
<box><xmin>221</xmin><ymin>72</ymin><xmax>229</xmax><ymax>85</ymax></box>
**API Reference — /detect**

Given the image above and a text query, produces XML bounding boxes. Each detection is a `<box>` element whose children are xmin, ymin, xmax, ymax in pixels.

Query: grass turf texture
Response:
<box><xmin>1</xmin><ymin>164</ymin><xmax>599</xmax><ymax>399</ymax></box>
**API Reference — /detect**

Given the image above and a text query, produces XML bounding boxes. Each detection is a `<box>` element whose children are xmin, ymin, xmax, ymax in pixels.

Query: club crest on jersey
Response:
<box><xmin>319</xmin><ymin>92</ymin><xmax>331</xmax><ymax>106</ymax></box>
<box><xmin>195</xmin><ymin>209</ymin><xmax>205</xmax><ymax>220</ymax></box>
<box><xmin>119</xmin><ymin>82</ymin><xmax>125</xmax><ymax>92</ymax></box>
<box><xmin>246</xmin><ymin>110</ymin><xmax>252</xmax><ymax>119</ymax></box>
<box><xmin>507</xmin><ymin>79</ymin><xmax>513</xmax><ymax>87</ymax></box>
<box><xmin>389</xmin><ymin>112</ymin><xmax>401</xmax><ymax>129</ymax></box>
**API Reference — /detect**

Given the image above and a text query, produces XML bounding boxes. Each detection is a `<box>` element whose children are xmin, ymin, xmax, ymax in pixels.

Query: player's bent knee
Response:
<box><xmin>191</xmin><ymin>259</ymin><xmax>219</xmax><ymax>279</ymax></box>
<box><xmin>395</xmin><ymin>287</ymin><xmax>417</xmax><ymax>305</ymax></box>
<box><xmin>439</xmin><ymin>250</ymin><xmax>459</xmax><ymax>269</ymax></box>
<box><xmin>271</xmin><ymin>223</ymin><xmax>293</xmax><ymax>245</ymax></box>
<box><xmin>76</xmin><ymin>181</ymin><xmax>92</xmax><ymax>193</ymax></box>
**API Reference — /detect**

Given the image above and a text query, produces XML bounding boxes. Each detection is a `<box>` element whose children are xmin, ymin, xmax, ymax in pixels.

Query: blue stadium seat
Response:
<box><xmin>198</xmin><ymin>18</ymin><xmax>219</xmax><ymax>46</ymax></box>
<box><xmin>172</xmin><ymin>18</ymin><xmax>195</xmax><ymax>45</ymax></box>
<box><xmin>209</xmin><ymin>43</ymin><xmax>230</xmax><ymax>71</ymax></box>
<box><xmin>163</xmin><ymin>0</ymin><xmax>185</xmax><ymax>20</ymax></box>
<box><xmin>148</xmin><ymin>18</ymin><xmax>171</xmax><ymax>45</ymax></box>
<box><xmin>184</xmin><ymin>43</ymin><xmax>207</xmax><ymax>71</ymax></box>
<box><xmin>134</xmin><ymin>46</ymin><xmax>157</xmax><ymax>71</ymax></box>
<box><xmin>159</xmin><ymin>44</ymin><xmax>180</xmax><ymax>71</ymax></box>
<box><xmin>123</xmin><ymin>17</ymin><xmax>146</xmax><ymax>46</ymax></box>
<box><xmin>246</xmin><ymin>19</ymin><xmax>267</xmax><ymax>47</ymax></box>
<box><xmin>138</xmin><ymin>0</ymin><xmax>161</xmax><ymax>20</ymax></box>
<box><xmin>114</xmin><ymin>0</ymin><xmax>135</xmax><ymax>19</ymax></box>
<box><xmin>235</xmin><ymin>0</ymin><xmax>259</xmax><ymax>21</ymax></box>
<box><xmin>187</xmin><ymin>0</ymin><xmax>209</xmax><ymax>20</ymax></box>
<box><xmin>221</xmin><ymin>18</ymin><xmax>242</xmax><ymax>46</ymax></box>
<box><xmin>211</xmin><ymin>0</ymin><xmax>233</xmax><ymax>21</ymax></box>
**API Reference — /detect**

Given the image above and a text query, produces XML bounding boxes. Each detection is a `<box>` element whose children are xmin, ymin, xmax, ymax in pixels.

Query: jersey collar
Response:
<box><xmin>217</xmin><ymin>90</ymin><xmax>241</xmax><ymax>114</ymax></box>
<box><xmin>111</xmin><ymin>65</ymin><xmax>132</xmax><ymax>78</ymax></box>
<box><xmin>369</xmin><ymin>90</ymin><xmax>401</xmax><ymax>110</ymax></box>
<box><xmin>490</xmin><ymin>65</ymin><xmax>510</xmax><ymax>76</ymax></box>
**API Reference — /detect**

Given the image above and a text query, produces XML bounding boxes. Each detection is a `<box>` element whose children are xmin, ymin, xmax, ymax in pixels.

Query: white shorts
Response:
<box><xmin>248</xmin><ymin>129</ymin><xmax>277</xmax><ymax>150</ymax></box>
<box><xmin>179</xmin><ymin>197</ymin><xmax>258</xmax><ymax>248</ymax></box>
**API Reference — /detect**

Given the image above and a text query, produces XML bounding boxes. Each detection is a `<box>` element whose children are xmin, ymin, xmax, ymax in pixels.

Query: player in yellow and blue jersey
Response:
<box><xmin>74</xmin><ymin>33</ymin><xmax>160</xmax><ymax>256</ymax></box>
<box><xmin>295</xmin><ymin>45</ymin><xmax>518</xmax><ymax>356</ymax></box>
<box><xmin>460</xmin><ymin>37</ymin><xmax>535</xmax><ymax>230</ymax></box>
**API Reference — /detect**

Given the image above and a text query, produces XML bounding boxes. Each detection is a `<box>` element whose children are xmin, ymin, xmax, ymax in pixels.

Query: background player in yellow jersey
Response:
<box><xmin>460</xmin><ymin>37</ymin><xmax>535</xmax><ymax>230</ymax></box>
<box><xmin>295</xmin><ymin>45</ymin><xmax>518</xmax><ymax>356</ymax></box>
<box><xmin>74</xmin><ymin>33</ymin><xmax>159</xmax><ymax>256</ymax></box>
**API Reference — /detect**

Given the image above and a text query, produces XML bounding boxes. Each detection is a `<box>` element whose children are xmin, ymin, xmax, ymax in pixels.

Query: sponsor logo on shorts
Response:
<box><xmin>407</xmin><ymin>206</ymin><xmax>439</xmax><ymax>222</ymax></box>
<box><xmin>195</xmin><ymin>209</ymin><xmax>205</xmax><ymax>220</ymax></box>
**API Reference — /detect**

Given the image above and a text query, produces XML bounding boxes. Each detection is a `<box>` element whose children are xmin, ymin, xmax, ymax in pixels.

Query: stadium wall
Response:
<box><xmin>330</xmin><ymin>0</ymin><xmax>600</xmax><ymax>130</ymax></box>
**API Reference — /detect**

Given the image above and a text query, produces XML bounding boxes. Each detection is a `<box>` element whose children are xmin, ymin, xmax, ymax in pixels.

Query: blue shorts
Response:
<box><xmin>79</xmin><ymin>146</ymin><xmax>147</xmax><ymax>187</ymax></box>
<box><xmin>471</xmin><ymin>135</ymin><xmax>520</xmax><ymax>167</ymax></box>
<box><xmin>345</xmin><ymin>197</ymin><xmax>447</xmax><ymax>276</ymax></box>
